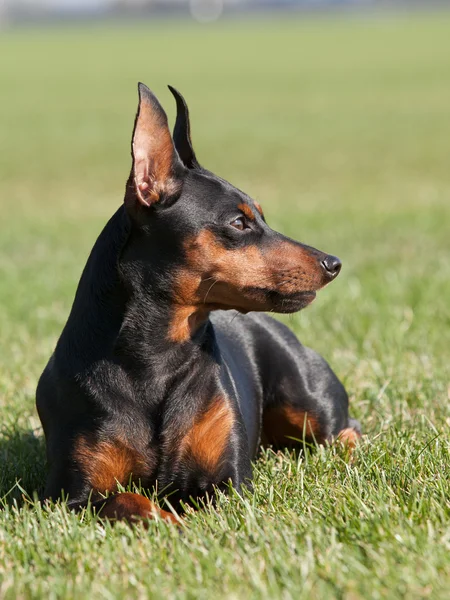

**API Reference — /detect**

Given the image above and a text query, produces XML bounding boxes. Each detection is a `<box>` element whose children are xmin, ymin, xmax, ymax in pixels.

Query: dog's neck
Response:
<box><xmin>115</xmin><ymin>277</ymin><xmax>215</xmax><ymax>381</ymax></box>
<box><xmin>56</xmin><ymin>206</ymin><xmax>215</xmax><ymax>391</ymax></box>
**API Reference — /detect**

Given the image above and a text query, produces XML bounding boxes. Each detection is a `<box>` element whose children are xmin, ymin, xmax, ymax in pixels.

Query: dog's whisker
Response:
<box><xmin>229</xmin><ymin>312</ymin><xmax>240</xmax><ymax>326</ymax></box>
<box><xmin>203</xmin><ymin>279</ymin><xmax>219</xmax><ymax>304</ymax></box>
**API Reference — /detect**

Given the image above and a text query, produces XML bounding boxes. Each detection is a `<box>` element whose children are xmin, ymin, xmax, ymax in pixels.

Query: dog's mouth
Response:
<box><xmin>198</xmin><ymin>281</ymin><xmax>318</xmax><ymax>315</ymax></box>
<box><xmin>267</xmin><ymin>290</ymin><xmax>317</xmax><ymax>313</ymax></box>
<box><xmin>230</xmin><ymin>288</ymin><xmax>317</xmax><ymax>314</ymax></box>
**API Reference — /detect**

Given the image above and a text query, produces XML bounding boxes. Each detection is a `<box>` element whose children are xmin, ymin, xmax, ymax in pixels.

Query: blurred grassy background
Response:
<box><xmin>0</xmin><ymin>11</ymin><xmax>449</xmax><ymax>599</ymax></box>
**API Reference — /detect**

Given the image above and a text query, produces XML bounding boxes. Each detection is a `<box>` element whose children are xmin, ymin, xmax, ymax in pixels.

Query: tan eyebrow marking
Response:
<box><xmin>237</xmin><ymin>203</ymin><xmax>256</xmax><ymax>221</ymax></box>
<box><xmin>254</xmin><ymin>202</ymin><xmax>264</xmax><ymax>217</ymax></box>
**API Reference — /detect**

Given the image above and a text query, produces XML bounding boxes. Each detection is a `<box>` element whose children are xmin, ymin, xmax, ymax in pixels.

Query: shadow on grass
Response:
<box><xmin>0</xmin><ymin>429</ymin><xmax>46</xmax><ymax>505</ymax></box>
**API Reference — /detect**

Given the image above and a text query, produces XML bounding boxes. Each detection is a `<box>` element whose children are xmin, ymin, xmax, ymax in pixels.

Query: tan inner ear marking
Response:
<box><xmin>237</xmin><ymin>203</ymin><xmax>256</xmax><ymax>221</ymax></box>
<box><xmin>181</xmin><ymin>397</ymin><xmax>234</xmax><ymax>473</ymax></box>
<box><xmin>74</xmin><ymin>437</ymin><xmax>152</xmax><ymax>493</ymax></box>
<box><xmin>132</xmin><ymin>93</ymin><xmax>181</xmax><ymax>206</ymax></box>
<box><xmin>262</xmin><ymin>405</ymin><xmax>322</xmax><ymax>446</ymax></box>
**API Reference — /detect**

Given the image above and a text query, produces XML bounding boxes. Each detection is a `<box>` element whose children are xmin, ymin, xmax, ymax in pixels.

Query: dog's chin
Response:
<box><xmin>231</xmin><ymin>290</ymin><xmax>317</xmax><ymax>314</ymax></box>
<box><xmin>268</xmin><ymin>291</ymin><xmax>317</xmax><ymax>313</ymax></box>
<box><xmin>207</xmin><ymin>289</ymin><xmax>317</xmax><ymax>315</ymax></box>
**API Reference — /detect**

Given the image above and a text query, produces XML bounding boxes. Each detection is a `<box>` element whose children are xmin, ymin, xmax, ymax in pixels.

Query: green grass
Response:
<box><xmin>1</xmin><ymin>11</ymin><xmax>450</xmax><ymax>599</ymax></box>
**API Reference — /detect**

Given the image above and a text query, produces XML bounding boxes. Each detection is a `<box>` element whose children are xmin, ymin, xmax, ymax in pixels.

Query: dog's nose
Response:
<box><xmin>321</xmin><ymin>255</ymin><xmax>342</xmax><ymax>279</ymax></box>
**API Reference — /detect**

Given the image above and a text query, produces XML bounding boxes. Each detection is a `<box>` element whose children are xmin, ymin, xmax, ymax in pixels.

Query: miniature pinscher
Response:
<box><xmin>36</xmin><ymin>84</ymin><xmax>361</xmax><ymax>525</ymax></box>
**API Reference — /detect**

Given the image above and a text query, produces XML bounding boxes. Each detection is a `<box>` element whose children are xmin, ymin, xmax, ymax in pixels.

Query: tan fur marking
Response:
<box><xmin>132</xmin><ymin>94</ymin><xmax>180</xmax><ymax>206</ymax></box>
<box><xmin>254</xmin><ymin>201</ymin><xmax>264</xmax><ymax>217</ymax></box>
<box><xmin>262</xmin><ymin>405</ymin><xmax>323</xmax><ymax>446</ymax></box>
<box><xmin>96</xmin><ymin>492</ymin><xmax>180</xmax><ymax>526</ymax></box>
<box><xmin>181</xmin><ymin>397</ymin><xmax>234</xmax><ymax>473</ymax></box>
<box><xmin>168</xmin><ymin>305</ymin><xmax>196</xmax><ymax>343</ymax></box>
<box><xmin>182</xmin><ymin>230</ymin><xmax>324</xmax><ymax>297</ymax></box>
<box><xmin>168</xmin><ymin>270</ymin><xmax>205</xmax><ymax>342</ymax></box>
<box><xmin>74</xmin><ymin>437</ymin><xmax>152</xmax><ymax>493</ymax></box>
<box><xmin>336</xmin><ymin>427</ymin><xmax>361</xmax><ymax>449</ymax></box>
<box><xmin>168</xmin><ymin>229</ymin><xmax>326</xmax><ymax>342</ymax></box>
<box><xmin>238</xmin><ymin>203</ymin><xmax>256</xmax><ymax>221</ymax></box>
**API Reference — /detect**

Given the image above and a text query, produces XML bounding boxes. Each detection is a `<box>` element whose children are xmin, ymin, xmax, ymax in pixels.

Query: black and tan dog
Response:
<box><xmin>36</xmin><ymin>84</ymin><xmax>361</xmax><ymax>524</ymax></box>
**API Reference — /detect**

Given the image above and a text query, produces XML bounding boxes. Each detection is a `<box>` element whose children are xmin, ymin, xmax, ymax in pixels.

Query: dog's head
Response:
<box><xmin>121</xmin><ymin>84</ymin><xmax>341</xmax><ymax>340</ymax></box>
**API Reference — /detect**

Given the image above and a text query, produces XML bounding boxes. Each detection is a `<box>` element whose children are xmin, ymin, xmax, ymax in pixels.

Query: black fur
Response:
<box><xmin>36</xmin><ymin>84</ymin><xmax>360</xmax><ymax>519</ymax></box>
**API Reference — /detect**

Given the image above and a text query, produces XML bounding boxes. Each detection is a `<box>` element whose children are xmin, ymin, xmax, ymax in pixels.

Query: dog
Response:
<box><xmin>36</xmin><ymin>83</ymin><xmax>361</xmax><ymax>525</ymax></box>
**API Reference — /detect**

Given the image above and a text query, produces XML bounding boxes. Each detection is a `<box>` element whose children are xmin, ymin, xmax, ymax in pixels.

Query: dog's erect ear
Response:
<box><xmin>168</xmin><ymin>85</ymin><xmax>199</xmax><ymax>170</ymax></box>
<box><xmin>130</xmin><ymin>83</ymin><xmax>184</xmax><ymax>207</ymax></box>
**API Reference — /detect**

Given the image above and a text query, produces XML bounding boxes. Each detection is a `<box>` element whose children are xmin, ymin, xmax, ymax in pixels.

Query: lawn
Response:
<box><xmin>1</xmin><ymin>10</ymin><xmax>450</xmax><ymax>599</ymax></box>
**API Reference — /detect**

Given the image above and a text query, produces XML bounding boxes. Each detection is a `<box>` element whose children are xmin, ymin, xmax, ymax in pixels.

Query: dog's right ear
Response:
<box><xmin>168</xmin><ymin>85</ymin><xmax>199</xmax><ymax>170</ymax></box>
<box><xmin>128</xmin><ymin>83</ymin><xmax>184</xmax><ymax>208</ymax></box>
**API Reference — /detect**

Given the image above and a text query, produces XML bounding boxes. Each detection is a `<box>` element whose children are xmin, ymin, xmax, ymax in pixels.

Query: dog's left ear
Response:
<box><xmin>168</xmin><ymin>85</ymin><xmax>199</xmax><ymax>170</ymax></box>
<box><xmin>129</xmin><ymin>83</ymin><xmax>184</xmax><ymax>208</ymax></box>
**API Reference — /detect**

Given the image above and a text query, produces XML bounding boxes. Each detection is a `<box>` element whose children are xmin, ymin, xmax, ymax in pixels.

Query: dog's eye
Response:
<box><xmin>230</xmin><ymin>217</ymin><xmax>246</xmax><ymax>231</ymax></box>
